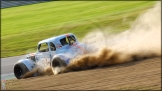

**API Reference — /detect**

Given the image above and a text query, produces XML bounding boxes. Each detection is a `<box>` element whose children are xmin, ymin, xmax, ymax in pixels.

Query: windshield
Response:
<box><xmin>68</xmin><ymin>35</ymin><xmax>76</xmax><ymax>44</ymax></box>
<box><xmin>60</xmin><ymin>35</ymin><xmax>76</xmax><ymax>46</ymax></box>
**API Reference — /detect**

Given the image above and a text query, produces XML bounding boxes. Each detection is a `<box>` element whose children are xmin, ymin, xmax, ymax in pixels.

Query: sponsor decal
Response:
<box><xmin>56</xmin><ymin>44</ymin><xmax>62</xmax><ymax>49</ymax></box>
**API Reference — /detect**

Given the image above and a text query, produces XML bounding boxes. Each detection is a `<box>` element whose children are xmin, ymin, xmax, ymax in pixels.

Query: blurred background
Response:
<box><xmin>1</xmin><ymin>0</ymin><xmax>156</xmax><ymax>57</ymax></box>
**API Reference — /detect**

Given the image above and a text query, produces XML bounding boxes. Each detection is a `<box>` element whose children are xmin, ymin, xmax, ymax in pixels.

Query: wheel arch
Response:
<box><xmin>52</xmin><ymin>54</ymin><xmax>70</xmax><ymax>66</ymax></box>
<box><xmin>14</xmin><ymin>59</ymin><xmax>36</xmax><ymax>71</ymax></box>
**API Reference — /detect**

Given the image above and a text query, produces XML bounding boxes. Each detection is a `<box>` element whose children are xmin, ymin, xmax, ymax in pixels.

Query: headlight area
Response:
<box><xmin>27</xmin><ymin>55</ymin><xmax>36</xmax><ymax>62</ymax></box>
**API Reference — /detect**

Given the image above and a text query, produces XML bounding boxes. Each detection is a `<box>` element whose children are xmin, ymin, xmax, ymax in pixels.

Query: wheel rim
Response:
<box><xmin>18</xmin><ymin>69</ymin><xmax>23</xmax><ymax>77</ymax></box>
<box><xmin>14</xmin><ymin>65</ymin><xmax>23</xmax><ymax>79</ymax></box>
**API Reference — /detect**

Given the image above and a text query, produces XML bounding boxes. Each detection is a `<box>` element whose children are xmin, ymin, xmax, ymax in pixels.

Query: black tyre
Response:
<box><xmin>51</xmin><ymin>57</ymin><xmax>67</xmax><ymax>67</ymax></box>
<box><xmin>14</xmin><ymin>62</ymin><xmax>29</xmax><ymax>79</ymax></box>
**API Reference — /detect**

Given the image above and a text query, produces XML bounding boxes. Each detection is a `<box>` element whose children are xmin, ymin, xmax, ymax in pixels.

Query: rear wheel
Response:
<box><xmin>14</xmin><ymin>63</ymin><xmax>29</xmax><ymax>79</ymax></box>
<box><xmin>51</xmin><ymin>57</ymin><xmax>67</xmax><ymax>75</ymax></box>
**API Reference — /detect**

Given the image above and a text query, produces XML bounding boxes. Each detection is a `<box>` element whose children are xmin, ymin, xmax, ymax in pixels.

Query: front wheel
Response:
<box><xmin>14</xmin><ymin>63</ymin><xmax>29</xmax><ymax>79</ymax></box>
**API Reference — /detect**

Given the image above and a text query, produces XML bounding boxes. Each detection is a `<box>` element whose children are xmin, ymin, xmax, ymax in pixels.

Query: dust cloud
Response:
<box><xmin>60</xmin><ymin>2</ymin><xmax>161</xmax><ymax>73</ymax></box>
<box><xmin>22</xmin><ymin>2</ymin><xmax>161</xmax><ymax>78</ymax></box>
<box><xmin>22</xmin><ymin>66</ymin><xmax>53</xmax><ymax>79</ymax></box>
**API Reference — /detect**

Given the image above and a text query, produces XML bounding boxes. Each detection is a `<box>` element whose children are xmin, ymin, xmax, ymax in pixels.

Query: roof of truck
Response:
<box><xmin>38</xmin><ymin>33</ymin><xmax>74</xmax><ymax>44</ymax></box>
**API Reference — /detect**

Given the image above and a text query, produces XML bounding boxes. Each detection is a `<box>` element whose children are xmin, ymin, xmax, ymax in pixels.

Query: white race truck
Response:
<box><xmin>14</xmin><ymin>33</ymin><xmax>87</xmax><ymax>79</ymax></box>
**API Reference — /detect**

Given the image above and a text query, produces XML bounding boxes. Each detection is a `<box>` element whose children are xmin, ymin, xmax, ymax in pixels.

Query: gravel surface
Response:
<box><xmin>4</xmin><ymin>57</ymin><xmax>161</xmax><ymax>90</ymax></box>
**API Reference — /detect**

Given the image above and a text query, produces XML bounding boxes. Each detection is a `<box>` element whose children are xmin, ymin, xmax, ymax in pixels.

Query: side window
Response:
<box><xmin>50</xmin><ymin>42</ymin><xmax>56</xmax><ymax>51</ymax></box>
<box><xmin>60</xmin><ymin>37</ymin><xmax>68</xmax><ymax>46</ymax></box>
<box><xmin>38</xmin><ymin>43</ymin><xmax>49</xmax><ymax>52</ymax></box>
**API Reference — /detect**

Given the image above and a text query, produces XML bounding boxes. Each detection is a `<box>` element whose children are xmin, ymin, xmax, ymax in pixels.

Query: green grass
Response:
<box><xmin>1</xmin><ymin>1</ymin><xmax>156</xmax><ymax>58</ymax></box>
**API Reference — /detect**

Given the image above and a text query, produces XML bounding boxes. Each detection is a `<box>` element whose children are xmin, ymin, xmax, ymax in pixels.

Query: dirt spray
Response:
<box><xmin>61</xmin><ymin>2</ymin><xmax>161</xmax><ymax>73</ymax></box>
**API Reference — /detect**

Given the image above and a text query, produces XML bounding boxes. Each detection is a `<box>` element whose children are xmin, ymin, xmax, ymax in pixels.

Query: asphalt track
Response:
<box><xmin>3</xmin><ymin>57</ymin><xmax>161</xmax><ymax>90</ymax></box>
<box><xmin>1</xmin><ymin>55</ymin><xmax>26</xmax><ymax>74</ymax></box>
<box><xmin>1</xmin><ymin>55</ymin><xmax>26</xmax><ymax>82</ymax></box>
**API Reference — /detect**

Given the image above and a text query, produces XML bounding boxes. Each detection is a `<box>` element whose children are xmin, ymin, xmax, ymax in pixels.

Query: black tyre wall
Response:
<box><xmin>14</xmin><ymin>62</ymin><xmax>29</xmax><ymax>79</ymax></box>
<box><xmin>51</xmin><ymin>57</ymin><xmax>67</xmax><ymax>67</ymax></box>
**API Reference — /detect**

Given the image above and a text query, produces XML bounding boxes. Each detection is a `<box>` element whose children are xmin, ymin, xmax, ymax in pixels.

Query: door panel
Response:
<box><xmin>36</xmin><ymin>52</ymin><xmax>51</xmax><ymax>69</ymax></box>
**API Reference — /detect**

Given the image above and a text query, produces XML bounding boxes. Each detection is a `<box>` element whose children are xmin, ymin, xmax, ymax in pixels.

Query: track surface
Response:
<box><xmin>4</xmin><ymin>57</ymin><xmax>161</xmax><ymax>90</ymax></box>
<box><xmin>1</xmin><ymin>55</ymin><xmax>25</xmax><ymax>74</ymax></box>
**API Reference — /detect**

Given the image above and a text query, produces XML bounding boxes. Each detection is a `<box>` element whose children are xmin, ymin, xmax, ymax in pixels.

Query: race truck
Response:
<box><xmin>14</xmin><ymin>33</ymin><xmax>87</xmax><ymax>79</ymax></box>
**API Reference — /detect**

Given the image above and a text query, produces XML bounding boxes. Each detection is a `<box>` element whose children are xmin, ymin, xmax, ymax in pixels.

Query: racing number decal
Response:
<box><xmin>41</xmin><ymin>58</ymin><xmax>50</xmax><ymax>67</ymax></box>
